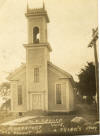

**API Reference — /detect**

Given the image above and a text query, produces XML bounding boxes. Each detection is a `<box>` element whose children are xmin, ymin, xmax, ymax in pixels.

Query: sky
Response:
<box><xmin>0</xmin><ymin>0</ymin><xmax>98</xmax><ymax>82</ymax></box>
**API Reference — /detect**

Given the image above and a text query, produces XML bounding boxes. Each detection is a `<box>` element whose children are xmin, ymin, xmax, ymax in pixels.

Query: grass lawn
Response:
<box><xmin>0</xmin><ymin>103</ymin><xmax>99</xmax><ymax>123</ymax></box>
<box><xmin>0</xmin><ymin>103</ymin><xmax>99</xmax><ymax>135</ymax></box>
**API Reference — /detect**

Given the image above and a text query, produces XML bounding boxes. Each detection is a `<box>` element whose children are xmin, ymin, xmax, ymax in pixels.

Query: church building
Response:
<box><xmin>7</xmin><ymin>5</ymin><xmax>75</xmax><ymax>113</ymax></box>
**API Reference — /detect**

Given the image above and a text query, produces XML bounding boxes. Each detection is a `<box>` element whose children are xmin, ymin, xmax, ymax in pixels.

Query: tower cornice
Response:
<box><xmin>25</xmin><ymin>8</ymin><xmax>49</xmax><ymax>22</ymax></box>
<box><xmin>23</xmin><ymin>43</ymin><xmax>52</xmax><ymax>52</ymax></box>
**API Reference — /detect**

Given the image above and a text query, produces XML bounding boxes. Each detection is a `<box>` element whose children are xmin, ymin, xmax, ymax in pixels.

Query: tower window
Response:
<box><xmin>56</xmin><ymin>84</ymin><xmax>62</xmax><ymax>104</ymax></box>
<box><xmin>33</xmin><ymin>27</ymin><xmax>40</xmax><ymax>44</ymax></box>
<box><xmin>18</xmin><ymin>85</ymin><xmax>22</xmax><ymax>105</ymax></box>
<box><xmin>34</xmin><ymin>68</ymin><xmax>39</xmax><ymax>82</ymax></box>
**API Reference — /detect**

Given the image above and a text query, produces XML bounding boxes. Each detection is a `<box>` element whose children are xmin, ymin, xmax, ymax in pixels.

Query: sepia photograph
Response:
<box><xmin>0</xmin><ymin>0</ymin><xmax>99</xmax><ymax>135</ymax></box>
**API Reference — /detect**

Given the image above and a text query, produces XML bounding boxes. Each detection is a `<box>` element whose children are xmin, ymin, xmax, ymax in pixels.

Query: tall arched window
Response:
<box><xmin>33</xmin><ymin>27</ymin><xmax>40</xmax><ymax>44</ymax></box>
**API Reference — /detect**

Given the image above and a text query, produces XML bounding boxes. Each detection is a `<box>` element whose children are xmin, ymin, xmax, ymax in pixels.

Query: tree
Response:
<box><xmin>76</xmin><ymin>62</ymin><xmax>96</xmax><ymax>97</ymax></box>
<box><xmin>0</xmin><ymin>82</ymin><xmax>10</xmax><ymax>98</ymax></box>
<box><xmin>0</xmin><ymin>82</ymin><xmax>10</xmax><ymax>110</ymax></box>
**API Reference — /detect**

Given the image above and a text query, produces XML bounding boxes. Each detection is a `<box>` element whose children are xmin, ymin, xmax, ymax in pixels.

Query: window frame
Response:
<box><xmin>17</xmin><ymin>85</ymin><xmax>23</xmax><ymax>105</ymax></box>
<box><xmin>34</xmin><ymin>67</ymin><xmax>39</xmax><ymax>83</ymax></box>
<box><xmin>55</xmin><ymin>83</ymin><xmax>62</xmax><ymax>105</ymax></box>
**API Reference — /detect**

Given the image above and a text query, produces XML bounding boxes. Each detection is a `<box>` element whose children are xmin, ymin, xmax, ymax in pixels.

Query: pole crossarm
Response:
<box><xmin>88</xmin><ymin>27</ymin><xmax>98</xmax><ymax>48</ymax></box>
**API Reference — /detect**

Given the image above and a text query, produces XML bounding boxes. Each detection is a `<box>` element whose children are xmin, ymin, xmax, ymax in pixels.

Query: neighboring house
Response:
<box><xmin>7</xmin><ymin>5</ymin><xmax>75</xmax><ymax>113</ymax></box>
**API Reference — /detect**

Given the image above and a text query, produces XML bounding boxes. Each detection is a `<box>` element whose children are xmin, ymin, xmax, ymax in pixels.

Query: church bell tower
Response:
<box><xmin>24</xmin><ymin>4</ymin><xmax>52</xmax><ymax>111</ymax></box>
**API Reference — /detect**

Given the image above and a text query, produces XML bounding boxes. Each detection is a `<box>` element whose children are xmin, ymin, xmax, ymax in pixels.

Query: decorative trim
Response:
<box><xmin>28</xmin><ymin>91</ymin><xmax>46</xmax><ymax>94</ymax></box>
<box><xmin>23</xmin><ymin>43</ymin><xmax>52</xmax><ymax>52</ymax></box>
<box><xmin>48</xmin><ymin>61</ymin><xmax>72</xmax><ymax>78</ymax></box>
<box><xmin>7</xmin><ymin>64</ymin><xmax>26</xmax><ymax>80</ymax></box>
<box><xmin>25</xmin><ymin>8</ymin><xmax>49</xmax><ymax>23</ymax></box>
<box><xmin>10</xmin><ymin>80</ymin><xmax>19</xmax><ymax>81</ymax></box>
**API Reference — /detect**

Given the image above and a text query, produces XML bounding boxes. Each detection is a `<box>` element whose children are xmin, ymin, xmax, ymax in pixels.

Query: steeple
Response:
<box><xmin>24</xmin><ymin>0</ymin><xmax>52</xmax><ymax>51</ymax></box>
<box><xmin>24</xmin><ymin>0</ymin><xmax>51</xmax><ymax>111</ymax></box>
<box><xmin>43</xmin><ymin>0</ymin><xmax>45</xmax><ymax>10</ymax></box>
<box><xmin>27</xmin><ymin>0</ymin><xmax>29</xmax><ymax>12</ymax></box>
<box><xmin>25</xmin><ymin>0</ymin><xmax>51</xmax><ymax>46</ymax></box>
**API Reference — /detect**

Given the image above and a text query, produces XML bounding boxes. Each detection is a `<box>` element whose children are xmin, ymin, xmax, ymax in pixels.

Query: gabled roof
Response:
<box><xmin>7</xmin><ymin>63</ymin><xmax>26</xmax><ymax>80</ymax></box>
<box><xmin>48</xmin><ymin>61</ymin><xmax>72</xmax><ymax>78</ymax></box>
<box><xmin>48</xmin><ymin>61</ymin><xmax>75</xmax><ymax>87</ymax></box>
<box><xmin>7</xmin><ymin>61</ymin><xmax>73</xmax><ymax>81</ymax></box>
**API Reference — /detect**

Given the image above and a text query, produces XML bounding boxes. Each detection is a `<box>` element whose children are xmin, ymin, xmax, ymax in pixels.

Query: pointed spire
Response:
<box><xmin>27</xmin><ymin>0</ymin><xmax>29</xmax><ymax>12</ymax></box>
<box><xmin>43</xmin><ymin>0</ymin><xmax>45</xmax><ymax>10</ymax></box>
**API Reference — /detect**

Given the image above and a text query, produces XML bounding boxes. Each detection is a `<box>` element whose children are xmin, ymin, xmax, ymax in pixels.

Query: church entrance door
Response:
<box><xmin>32</xmin><ymin>94</ymin><xmax>42</xmax><ymax>110</ymax></box>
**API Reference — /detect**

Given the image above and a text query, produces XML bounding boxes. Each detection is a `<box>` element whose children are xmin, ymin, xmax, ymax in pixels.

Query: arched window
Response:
<box><xmin>33</xmin><ymin>27</ymin><xmax>40</xmax><ymax>44</ymax></box>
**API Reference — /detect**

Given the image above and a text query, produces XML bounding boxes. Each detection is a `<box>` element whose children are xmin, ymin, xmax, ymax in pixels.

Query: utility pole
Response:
<box><xmin>88</xmin><ymin>27</ymin><xmax>99</xmax><ymax>114</ymax></box>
